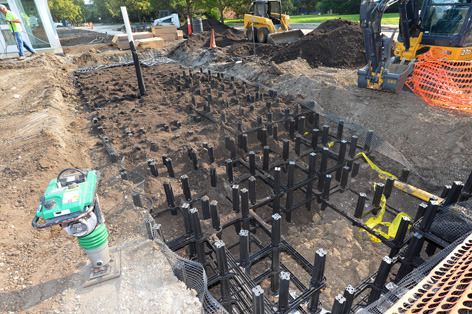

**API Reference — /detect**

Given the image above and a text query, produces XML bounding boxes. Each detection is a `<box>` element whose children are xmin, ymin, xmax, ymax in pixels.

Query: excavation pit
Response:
<box><xmin>75</xmin><ymin>60</ymin><xmax>471</xmax><ymax>312</ymax></box>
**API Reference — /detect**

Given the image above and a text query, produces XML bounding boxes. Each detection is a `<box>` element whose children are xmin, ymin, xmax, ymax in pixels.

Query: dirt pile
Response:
<box><xmin>179</xmin><ymin>18</ymin><xmax>239</xmax><ymax>37</ymax></box>
<box><xmin>271</xmin><ymin>19</ymin><xmax>366</xmax><ymax>68</ymax></box>
<box><xmin>58</xmin><ymin>28</ymin><xmax>114</xmax><ymax>47</ymax></box>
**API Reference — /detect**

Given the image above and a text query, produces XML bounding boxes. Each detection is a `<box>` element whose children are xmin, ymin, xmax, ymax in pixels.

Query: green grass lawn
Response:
<box><xmin>226</xmin><ymin>13</ymin><xmax>399</xmax><ymax>25</ymax></box>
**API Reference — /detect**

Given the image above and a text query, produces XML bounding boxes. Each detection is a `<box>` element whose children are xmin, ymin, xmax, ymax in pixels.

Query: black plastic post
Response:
<box><xmin>232</xmin><ymin>185</ymin><xmax>240</xmax><ymax>213</ymax></box>
<box><xmin>384</xmin><ymin>177</ymin><xmax>395</xmax><ymax>199</ymax></box>
<box><xmin>399</xmin><ymin>168</ymin><xmax>410</xmax><ymax>182</ymax></box>
<box><xmin>295</xmin><ymin>134</ymin><xmax>302</xmax><ymax>156</ymax></box>
<box><xmin>368</xmin><ymin>256</ymin><xmax>393</xmax><ymax>304</ymax></box>
<box><xmin>419</xmin><ymin>200</ymin><xmax>439</xmax><ymax>232</ymax></box>
<box><xmin>311</xmin><ymin>128</ymin><xmax>319</xmax><ymax>149</ymax></box>
<box><xmin>208</xmin><ymin>145</ymin><xmax>215</xmax><ymax>163</ymax></box>
<box><xmin>273</xmin><ymin>167</ymin><xmax>281</xmax><ymax>214</ymax></box>
<box><xmin>298</xmin><ymin>116</ymin><xmax>305</xmax><ymax>135</ymax></box>
<box><xmin>273</xmin><ymin>125</ymin><xmax>278</xmax><ymax>141</ymax></box>
<box><xmin>278</xmin><ymin>271</ymin><xmax>290</xmax><ymax>312</ymax></box>
<box><xmin>354</xmin><ymin>193</ymin><xmax>367</xmax><ymax>219</ymax></box>
<box><xmin>210</xmin><ymin>200</ymin><xmax>220</xmax><ymax>230</ymax></box>
<box><xmin>441</xmin><ymin>185</ymin><xmax>452</xmax><ymax>198</ymax></box>
<box><xmin>396</xmin><ymin>233</ymin><xmax>424</xmax><ymax>281</ymax></box>
<box><xmin>372</xmin><ymin>183</ymin><xmax>385</xmax><ymax>213</ymax></box>
<box><xmin>148</xmin><ymin>159</ymin><xmax>159</xmax><ymax>177</ymax></box>
<box><xmin>314</xmin><ymin>113</ymin><xmax>320</xmax><ymax>129</ymax></box>
<box><xmin>318</xmin><ymin>147</ymin><xmax>329</xmax><ymax>190</ymax></box>
<box><xmin>239</xmin><ymin>229</ymin><xmax>250</xmax><ymax>267</ymax></box>
<box><xmin>238</xmin><ymin>133</ymin><xmax>244</xmax><ymax>149</ymax></box>
<box><xmin>321</xmin><ymin>174</ymin><xmax>332</xmax><ymax>211</ymax></box>
<box><xmin>163</xmin><ymin>180</ymin><xmax>176</xmax><ymax>208</ymax></box>
<box><xmin>229</xmin><ymin>138</ymin><xmax>236</xmax><ymax>160</ymax></box>
<box><xmin>340</xmin><ymin>166</ymin><xmax>350</xmax><ymax>192</ymax></box>
<box><xmin>190</xmin><ymin>208</ymin><xmax>206</xmax><ymax>266</ymax></box>
<box><xmin>129</xmin><ymin>41</ymin><xmax>146</xmax><ymax>96</ymax></box>
<box><xmin>210</xmin><ymin>165</ymin><xmax>217</xmax><ymax>187</ymax></box>
<box><xmin>444</xmin><ymin>181</ymin><xmax>464</xmax><ymax>205</ymax></box>
<box><xmin>285</xmin><ymin>161</ymin><xmax>295</xmax><ymax>222</ymax></box>
<box><xmin>249</xmin><ymin>151</ymin><xmax>256</xmax><ymax>175</ymax></box>
<box><xmin>459</xmin><ymin>171</ymin><xmax>472</xmax><ymax>201</ymax></box>
<box><xmin>331</xmin><ymin>294</ymin><xmax>347</xmax><ymax>314</ymax></box>
<box><xmin>248</xmin><ymin>176</ymin><xmax>257</xmax><ymax>205</ymax></box>
<box><xmin>306</xmin><ymin>152</ymin><xmax>316</xmax><ymax>210</ymax></box>
<box><xmin>336</xmin><ymin>140</ymin><xmax>347</xmax><ymax>181</ymax></box>
<box><xmin>343</xmin><ymin>285</ymin><xmax>355</xmax><ymax>313</ymax></box>
<box><xmin>283</xmin><ymin>140</ymin><xmax>289</xmax><ymax>161</ymax></box>
<box><xmin>289</xmin><ymin>118</ymin><xmax>295</xmax><ymax>138</ymax></box>
<box><xmin>182</xmin><ymin>203</ymin><xmax>195</xmax><ymax>257</ymax></box>
<box><xmin>225</xmin><ymin>159</ymin><xmax>233</xmax><ymax>183</ymax></box>
<box><xmin>263</xmin><ymin>146</ymin><xmax>270</xmax><ymax>171</ymax></box>
<box><xmin>389</xmin><ymin>216</ymin><xmax>411</xmax><ymax>257</ymax></box>
<box><xmin>242</xmin><ymin>134</ymin><xmax>248</xmax><ymax>152</ymax></box>
<box><xmin>166</xmin><ymin>158</ymin><xmax>175</xmax><ymax>178</ymax></box>
<box><xmin>181</xmin><ymin>175</ymin><xmax>192</xmax><ymax>201</ymax></box>
<box><xmin>270</xmin><ymin>213</ymin><xmax>281</xmax><ymax>294</ymax></box>
<box><xmin>321</xmin><ymin>125</ymin><xmax>330</xmax><ymax>146</ymax></box>
<box><xmin>252</xmin><ymin>286</ymin><xmax>264</xmax><ymax>314</ymax></box>
<box><xmin>201</xmin><ymin>196</ymin><xmax>210</xmax><ymax>219</ymax></box>
<box><xmin>414</xmin><ymin>203</ymin><xmax>428</xmax><ymax>222</ymax></box>
<box><xmin>308</xmin><ymin>248</ymin><xmax>327</xmax><ymax>313</ymax></box>
<box><xmin>352</xmin><ymin>162</ymin><xmax>360</xmax><ymax>177</ymax></box>
<box><xmin>191</xmin><ymin>151</ymin><xmax>199</xmax><ymax>170</ymax></box>
<box><xmin>260</xmin><ymin>128</ymin><xmax>267</xmax><ymax>147</ymax></box>
<box><xmin>215</xmin><ymin>241</ymin><xmax>232</xmax><ymax>313</ymax></box>
<box><xmin>241</xmin><ymin>188</ymin><xmax>250</xmax><ymax>230</ymax></box>
<box><xmin>349</xmin><ymin>135</ymin><xmax>358</xmax><ymax>158</ymax></box>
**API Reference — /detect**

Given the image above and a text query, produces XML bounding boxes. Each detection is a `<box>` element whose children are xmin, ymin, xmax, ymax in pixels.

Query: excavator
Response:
<box><xmin>244</xmin><ymin>0</ymin><xmax>304</xmax><ymax>44</ymax></box>
<box><xmin>358</xmin><ymin>0</ymin><xmax>472</xmax><ymax>93</ymax></box>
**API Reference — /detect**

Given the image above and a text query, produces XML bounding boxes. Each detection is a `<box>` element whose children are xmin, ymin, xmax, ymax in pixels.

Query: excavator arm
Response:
<box><xmin>358</xmin><ymin>0</ymin><xmax>418</xmax><ymax>93</ymax></box>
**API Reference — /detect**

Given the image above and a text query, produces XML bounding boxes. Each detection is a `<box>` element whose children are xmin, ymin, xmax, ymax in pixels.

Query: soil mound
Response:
<box><xmin>271</xmin><ymin>19</ymin><xmax>366</xmax><ymax>68</ymax></box>
<box><xmin>58</xmin><ymin>29</ymin><xmax>113</xmax><ymax>47</ymax></box>
<box><xmin>179</xmin><ymin>18</ymin><xmax>241</xmax><ymax>37</ymax></box>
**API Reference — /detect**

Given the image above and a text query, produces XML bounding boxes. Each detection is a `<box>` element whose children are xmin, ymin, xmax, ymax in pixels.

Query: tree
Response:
<box><xmin>48</xmin><ymin>0</ymin><xmax>86</xmax><ymax>23</ymax></box>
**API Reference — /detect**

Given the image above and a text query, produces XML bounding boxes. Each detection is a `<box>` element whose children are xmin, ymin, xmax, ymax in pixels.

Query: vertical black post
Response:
<box><xmin>343</xmin><ymin>285</ymin><xmax>355</xmax><ymax>313</ymax></box>
<box><xmin>298</xmin><ymin>115</ymin><xmax>305</xmax><ymax>135</ymax></box>
<box><xmin>389</xmin><ymin>216</ymin><xmax>411</xmax><ymax>257</ymax></box>
<box><xmin>318</xmin><ymin>147</ymin><xmax>329</xmax><ymax>190</ymax></box>
<box><xmin>444</xmin><ymin>181</ymin><xmax>464</xmax><ymax>205</ymax></box>
<box><xmin>201</xmin><ymin>196</ymin><xmax>210</xmax><ymax>219</ymax></box>
<box><xmin>368</xmin><ymin>256</ymin><xmax>393</xmax><ymax>304</ymax></box>
<box><xmin>232</xmin><ymin>185</ymin><xmax>240</xmax><ymax>213</ymax></box>
<box><xmin>148</xmin><ymin>159</ymin><xmax>159</xmax><ymax>177</ymax></box>
<box><xmin>331</xmin><ymin>294</ymin><xmax>347</xmax><ymax>314</ymax></box>
<box><xmin>229</xmin><ymin>138</ymin><xmax>236</xmax><ymax>160</ymax></box>
<box><xmin>289</xmin><ymin>118</ymin><xmax>295</xmax><ymax>138</ymax></box>
<box><xmin>207</xmin><ymin>145</ymin><xmax>215</xmax><ymax>163</ymax></box>
<box><xmin>414</xmin><ymin>202</ymin><xmax>428</xmax><ymax>222</ymax></box>
<box><xmin>349</xmin><ymin>135</ymin><xmax>358</xmax><ymax>158</ymax></box>
<box><xmin>273</xmin><ymin>125</ymin><xmax>278</xmax><ymax>141</ymax></box>
<box><xmin>252</xmin><ymin>286</ymin><xmax>264</xmax><ymax>314</ymax></box>
<box><xmin>278</xmin><ymin>272</ymin><xmax>290</xmax><ymax>312</ymax></box>
<box><xmin>321</xmin><ymin>125</ymin><xmax>330</xmax><ymax>146</ymax></box>
<box><xmin>260</xmin><ymin>128</ymin><xmax>267</xmax><ymax>147</ymax></box>
<box><xmin>191</xmin><ymin>151</ymin><xmax>199</xmax><ymax>170</ymax></box>
<box><xmin>242</xmin><ymin>134</ymin><xmax>248</xmax><ymax>152</ymax></box>
<box><xmin>283</xmin><ymin>140</ymin><xmax>290</xmax><ymax>161</ymax></box>
<box><xmin>181</xmin><ymin>175</ymin><xmax>192</xmax><ymax>201</ymax></box>
<box><xmin>241</xmin><ymin>188</ymin><xmax>250</xmax><ymax>230</ymax></box>
<box><xmin>270</xmin><ymin>213</ymin><xmax>281</xmax><ymax>294</ymax></box>
<box><xmin>129</xmin><ymin>41</ymin><xmax>146</xmax><ymax>96</ymax></box>
<box><xmin>182</xmin><ymin>203</ymin><xmax>196</xmax><ymax>257</ymax></box>
<box><xmin>372</xmin><ymin>183</ymin><xmax>385</xmax><ymax>215</ymax></box>
<box><xmin>215</xmin><ymin>241</ymin><xmax>232</xmax><ymax>312</ymax></box>
<box><xmin>419</xmin><ymin>200</ymin><xmax>439</xmax><ymax>232</ymax></box>
<box><xmin>335</xmin><ymin>140</ymin><xmax>347</xmax><ymax>181</ymax></box>
<box><xmin>321</xmin><ymin>174</ymin><xmax>332</xmax><ymax>211</ymax></box>
<box><xmin>273</xmin><ymin>167</ymin><xmax>281</xmax><ymax>214</ymax></box>
<box><xmin>295</xmin><ymin>134</ymin><xmax>302</xmax><ymax>156</ymax></box>
<box><xmin>166</xmin><ymin>158</ymin><xmax>175</xmax><ymax>178</ymax></box>
<box><xmin>263</xmin><ymin>146</ymin><xmax>270</xmax><ymax>171</ymax></box>
<box><xmin>210</xmin><ymin>165</ymin><xmax>217</xmax><ymax>187</ymax></box>
<box><xmin>163</xmin><ymin>180</ymin><xmax>177</xmax><ymax>214</ymax></box>
<box><xmin>225</xmin><ymin>159</ymin><xmax>233</xmax><ymax>183</ymax></box>
<box><xmin>459</xmin><ymin>171</ymin><xmax>472</xmax><ymax>201</ymax></box>
<box><xmin>384</xmin><ymin>177</ymin><xmax>395</xmax><ymax>199</ymax></box>
<box><xmin>249</xmin><ymin>151</ymin><xmax>256</xmax><ymax>175</ymax></box>
<box><xmin>354</xmin><ymin>193</ymin><xmax>366</xmax><ymax>219</ymax></box>
<box><xmin>190</xmin><ymin>208</ymin><xmax>206</xmax><ymax>266</ymax></box>
<box><xmin>239</xmin><ymin>229</ymin><xmax>250</xmax><ymax>267</ymax></box>
<box><xmin>210</xmin><ymin>200</ymin><xmax>220</xmax><ymax>231</ymax></box>
<box><xmin>285</xmin><ymin>161</ymin><xmax>295</xmax><ymax>222</ymax></box>
<box><xmin>399</xmin><ymin>168</ymin><xmax>410</xmax><ymax>182</ymax></box>
<box><xmin>308</xmin><ymin>248</ymin><xmax>326</xmax><ymax>313</ymax></box>
<box><xmin>314</xmin><ymin>113</ymin><xmax>320</xmax><ymax>129</ymax></box>
<box><xmin>249</xmin><ymin>176</ymin><xmax>257</xmax><ymax>205</ymax></box>
<box><xmin>311</xmin><ymin>128</ymin><xmax>320</xmax><ymax>149</ymax></box>
<box><xmin>395</xmin><ymin>233</ymin><xmax>424</xmax><ymax>281</ymax></box>
<box><xmin>306</xmin><ymin>152</ymin><xmax>316</xmax><ymax>210</ymax></box>
<box><xmin>340</xmin><ymin>166</ymin><xmax>350</xmax><ymax>192</ymax></box>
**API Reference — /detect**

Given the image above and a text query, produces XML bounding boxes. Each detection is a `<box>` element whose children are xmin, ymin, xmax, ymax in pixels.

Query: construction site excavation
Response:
<box><xmin>2</xmin><ymin>15</ymin><xmax>472</xmax><ymax>314</ymax></box>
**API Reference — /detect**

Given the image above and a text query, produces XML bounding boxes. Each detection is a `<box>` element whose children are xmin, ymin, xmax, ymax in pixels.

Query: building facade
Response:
<box><xmin>0</xmin><ymin>0</ymin><xmax>61</xmax><ymax>58</ymax></box>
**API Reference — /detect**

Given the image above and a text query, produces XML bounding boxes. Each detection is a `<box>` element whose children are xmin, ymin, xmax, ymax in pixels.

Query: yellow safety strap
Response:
<box><xmin>356</xmin><ymin>153</ymin><xmax>411</xmax><ymax>242</ymax></box>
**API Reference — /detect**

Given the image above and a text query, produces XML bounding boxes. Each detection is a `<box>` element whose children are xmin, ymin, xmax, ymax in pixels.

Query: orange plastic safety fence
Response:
<box><xmin>386</xmin><ymin>233</ymin><xmax>472</xmax><ymax>314</ymax></box>
<box><xmin>406</xmin><ymin>48</ymin><xmax>472</xmax><ymax>113</ymax></box>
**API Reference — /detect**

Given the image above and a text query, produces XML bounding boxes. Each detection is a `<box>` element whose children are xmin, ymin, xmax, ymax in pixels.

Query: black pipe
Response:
<box><xmin>444</xmin><ymin>181</ymin><xmax>464</xmax><ymax>205</ymax></box>
<box><xmin>249</xmin><ymin>176</ymin><xmax>257</xmax><ymax>205</ymax></box>
<box><xmin>148</xmin><ymin>159</ymin><xmax>159</xmax><ymax>177</ymax></box>
<box><xmin>354</xmin><ymin>193</ymin><xmax>367</xmax><ymax>219</ymax></box>
<box><xmin>210</xmin><ymin>200</ymin><xmax>220</xmax><ymax>231</ymax></box>
<box><xmin>311</xmin><ymin>128</ymin><xmax>320</xmax><ymax>149</ymax></box>
<box><xmin>273</xmin><ymin>167</ymin><xmax>281</xmax><ymax>214</ymax></box>
<box><xmin>349</xmin><ymin>135</ymin><xmax>358</xmax><ymax>158</ymax></box>
<box><xmin>215</xmin><ymin>240</ymin><xmax>232</xmax><ymax>312</ymax></box>
<box><xmin>295</xmin><ymin>134</ymin><xmax>302</xmax><ymax>156</ymax></box>
<box><xmin>201</xmin><ymin>196</ymin><xmax>210</xmax><ymax>219</ymax></box>
<box><xmin>190</xmin><ymin>208</ymin><xmax>206</xmax><ymax>266</ymax></box>
<box><xmin>239</xmin><ymin>229</ymin><xmax>250</xmax><ymax>267</ymax></box>
<box><xmin>384</xmin><ymin>177</ymin><xmax>395</xmax><ymax>199</ymax></box>
<box><xmin>389</xmin><ymin>216</ymin><xmax>410</xmax><ymax>257</ymax></box>
<box><xmin>285</xmin><ymin>161</ymin><xmax>295</xmax><ymax>222</ymax></box>
<box><xmin>283</xmin><ymin>140</ymin><xmax>290</xmax><ymax>161</ymax></box>
<box><xmin>343</xmin><ymin>285</ymin><xmax>355</xmax><ymax>313</ymax></box>
<box><xmin>163</xmin><ymin>181</ymin><xmax>176</xmax><ymax>208</ymax></box>
<box><xmin>129</xmin><ymin>41</ymin><xmax>146</xmax><ymax>96</ymax></box>
<box><xmin>232</xmin><ymin>185</ymin><xmax>240</xmax><ymax>213</ymax></box>
<box><xmin>336</xmin><ymin>120</ymin><xmax>344</xmax><ymax>140</ymax></box>
<box><xmin>368</xmin><ymin>256</ymin><xmax>393</xmax><ymax>304</ymax></box>
<box><xmin>210</xmin><ymin>165</ymin><xmax>217</xmax><ymax>187</ymax></box>
<box><xmin>396</xmin><ymin>233</ymin><xmax>424</xmax><ymax>281</ymax></box>
<box><xmin>308</xmin><ymin>248</ymin><xmax>326</xmax><ymax>313</ymax></box>
<box><xmin>331</xmin><ymin>294</ymin><xmax>347</xmax><ymax>314</ymax></box>
<box><xmin>252</xmin><ymin>286</ymin><xmax>264</xmax><ymax>314</ymax></box>
<box><xmin>336</xmin><ymin>140</ymin><xmax>347</xmax><ymax>181</ymax></box>
<box><xmin>249</xmin><ymin>151</ymin><xmax>256</xmax><ymax>175</ymax></box>
<box><xmin>181</xmin><ymin>175</ymin><xmax>192</xmax><ymax>201</ymax></box>
<box><xmin>263</xmin><ymin>146</ymin><xmax>270</xmax><ymax>171</ymax></box>
<box><xmin>208</xmin><ymin>145</ymin><xmax>215</xmax><ymax>163</ymax></box>
<box><xmin>278</xmin><ymin>271</ymin><xmax>290</xmax><ymax>311</ymax></box>
<box><xmin>166</xmin><ymin>158</ymin><xmax>175</xmax><ymax>178</ymax></box>
<box><xmin>340</xmin><ymin>166</ymin><xmax>350</xmax><ymax>192</ymax></box>
<box><xmin>270</xmin><ymin>213</ymin><xmax>281</xmax><ymax>294</ymax></box>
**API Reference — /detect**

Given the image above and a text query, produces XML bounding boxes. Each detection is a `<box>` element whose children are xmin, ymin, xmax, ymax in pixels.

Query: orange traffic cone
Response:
<box><xmin>209</xmin><ymin>29</ymin><xmax>216</xmax><ymax>49</ymax></box>
<box><xmin>90</xmin><ymin>22</ymin><xmax>94</xmax><ymax>30</ymax></box>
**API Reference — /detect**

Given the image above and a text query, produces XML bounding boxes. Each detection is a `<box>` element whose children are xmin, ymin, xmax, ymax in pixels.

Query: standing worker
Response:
<box><xmin>0</xmin><ymin>4</ymin><xmax>37</xmax><ymax>60</ymax></box>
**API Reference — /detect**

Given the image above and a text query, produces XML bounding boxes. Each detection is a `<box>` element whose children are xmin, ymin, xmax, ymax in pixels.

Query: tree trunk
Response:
<box><xmin>218</xmin><ymin>0</ymin><xmax>224</xmax><ymax>24</ymax></box>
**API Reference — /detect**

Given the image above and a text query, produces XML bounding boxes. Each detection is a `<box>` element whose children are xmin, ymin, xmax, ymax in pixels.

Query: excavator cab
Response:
<box><xmin>358</xmin><ymin>0</ymin><xmax>472</xmax><ymax>93</ymax></box>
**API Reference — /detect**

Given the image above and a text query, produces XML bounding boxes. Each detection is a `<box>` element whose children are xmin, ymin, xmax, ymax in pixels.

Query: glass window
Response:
<box><xmin>422</xmin><ymin>5</ymin><xmax>469</xmax><ymax>35</ymax></box>
<box><xmin>13</xmin><ymin>0</ymin><xmax>50</xmax><ymax>48</ymax></box>
<box><xmin>254</xmin><ymin>3</ymin><xmax>266</xmax><ymax>17</ymax></box>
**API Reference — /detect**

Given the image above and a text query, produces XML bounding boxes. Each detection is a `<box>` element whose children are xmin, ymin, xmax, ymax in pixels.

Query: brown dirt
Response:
<box><xmin>179</xmin><ymin>18</ymin><xmax>240</xmax><ymax>37</ymax></box>
<box><xmin>271</xmin><ymin>19</ymin><xmax>366</xmax><ymax>68</ymax></box>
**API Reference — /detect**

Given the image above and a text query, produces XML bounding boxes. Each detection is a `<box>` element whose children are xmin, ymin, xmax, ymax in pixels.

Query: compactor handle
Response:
<box><xmin>32</xmin><ymin>205</ymin><xmax>55</xmax><ymax>228</ymax></box>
